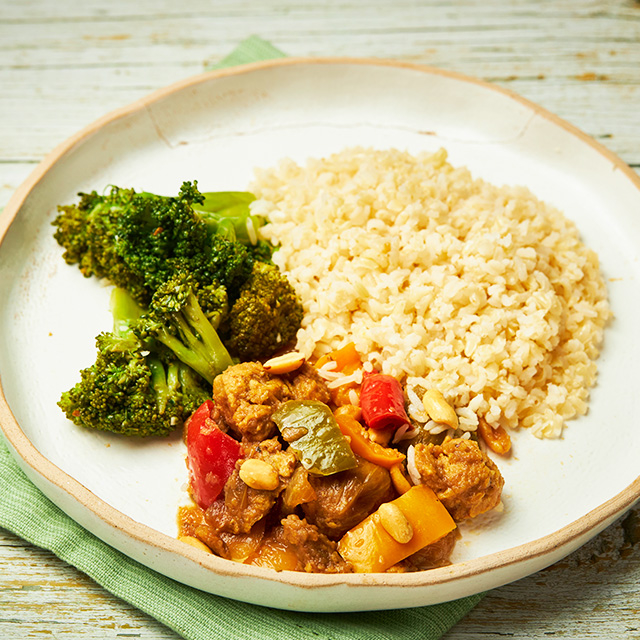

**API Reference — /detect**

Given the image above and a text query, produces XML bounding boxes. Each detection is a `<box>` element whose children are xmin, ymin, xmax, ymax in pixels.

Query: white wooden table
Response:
<box><xmin>1</xmin><ymin>1</ymin><xmax>639</xmax><ymax>638</ymax></box>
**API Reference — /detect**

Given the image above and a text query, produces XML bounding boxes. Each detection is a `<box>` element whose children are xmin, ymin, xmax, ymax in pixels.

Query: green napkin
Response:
<box><xmin>0</xmin><ymin>35</ymin><xmax>484</xmax><ymax>640</ymax></box>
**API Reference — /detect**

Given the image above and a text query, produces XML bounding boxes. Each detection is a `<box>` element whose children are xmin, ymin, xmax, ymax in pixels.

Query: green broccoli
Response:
<box><xmin>115</xmin><ymin>183</ymin><xmax>253</xmax><ymax>301</ymax></box>
<box><xmin>51</xmin><ymin>183</ymin><xmax>264</xmax><ymax>306</ymax></box>
<box><xmin>58</xmin><ymin>288</ymin><xmax>210</xmax><ymax>437</ymax></box>
<box><xmin>192</xmin><ymin>190</ymin><xmax>274</xmax><ymax>263</ymax></box>
<box><xmin>52</xmin><ymin>187</ymin><xmax>150</xmax><ymax>302</ymax></box>
<box><xmin>139</xmin><ymin>273</ymin><xmax>235</xmax><ymax>385</ymax></box>
<box><xmin>192</xmin><ymin>191</ymin><xmax>258</xmax><ymax>243</ymax></box>
<box><xmin>53</xmin><ymin>181</ymin><xmax>305</xmax><ymax>391</ymax></box>
<box><xmin>224</xmin><ymin>261</ymin><xmax>303</xmax><ymax>361</ymax></box>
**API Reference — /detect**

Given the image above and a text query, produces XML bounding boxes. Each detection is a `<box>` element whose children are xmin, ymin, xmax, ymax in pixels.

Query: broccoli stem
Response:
<box><xmin>153</xmin><ymin>291</ymin><xmax>234</xmax><ymax>385</ymax></box>
<box><xmin>147</xmin><ymin>357</ymin><xmax>169</xmax><ymax>414</ymax></box>
<box><xmin>111</xmin><ymin>288</ymin><xmax>176</xmax><ymax>415</ymax></box>
<box><xmin>177</xmin><ymin>361</ymin><xmax>202</xmax><ymax>390</ymax></box>
<box><xmin>166</xmin><ymin>361</ymin><xmax>180</xmax><ymax>393</ymax></box>
<box><xmin>110</xmin><ymin>287</ymin><xmax>145</xmax><ymax>336</ymax></box>
<box><xmin>192</xmin><ymin>191</ymin><xmax>262</xmax><ymax>246</ymax></box>
<box><xmin>182</xmin><ymin>290</ymin><xmax>235</xmax><ymax>376</ymax></box>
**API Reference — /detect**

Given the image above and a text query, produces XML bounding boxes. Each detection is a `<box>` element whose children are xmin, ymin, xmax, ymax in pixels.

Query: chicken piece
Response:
<box><xmin>284</xmin><ymin>363</ymin><xmax>332</xmax><ymax>404</ymax></box>
<box><xmin>195</xmin><ymin>518</ymin><xmax>266</xmax><ymax>563</ymax></box>
<box><xmin>206</xmin><ymin>471</ymin><xmax>277</xmax><ymax>536</ymax></box>
<box><xmin>280</xmin><ymin>515</ymin><xmax>353</xmax><ymax>573</ymax></box>
<box><xmin>213</xmin><ymin>362</ymin><xmax>292</xmax><ymax>442</ymax></box>
<box><xmin>212</xmin><ymin>361</ymin><xmax>332</xmax><ymax>442</ymax></box>
<box><xmin>205</xmin><ymin>438</ymin><xmax>296</xmax><ymax>535</ymax></box>
<box><xmin>302</xmin><ymin>457</ymin><xmax>395</xmax><ymax>539</ymax></box>
<box><xmin>404</xmin><ymin>529</ymin><xmax>460</xmax><ymax>571</ymax></box>
<box><xmin>244</xmin><ymin>516</ymin><xmax>353</xmax><ymax>573</ymax></box>
<box><xmin>413</xmin><ymin>438</ymin><xmax>504</xmax><ymax>521</ymax></box>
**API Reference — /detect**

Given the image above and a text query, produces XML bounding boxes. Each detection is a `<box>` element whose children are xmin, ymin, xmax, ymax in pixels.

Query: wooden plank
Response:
<box><xmin>445</xmin><ymin>506</ymin><xmax>640</xmax><ymax>639</ymax></box>
<box><xmin>0</xmin><ymin>529</ymin><xmax>178</xmax><ymax>639</ymax></box>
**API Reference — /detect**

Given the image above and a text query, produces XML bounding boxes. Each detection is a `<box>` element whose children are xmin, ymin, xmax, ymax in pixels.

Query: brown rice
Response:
<box><xmin>252</xmin><ymin>147</ymin><xmax>611</xmax><ymax>439</ymax></box>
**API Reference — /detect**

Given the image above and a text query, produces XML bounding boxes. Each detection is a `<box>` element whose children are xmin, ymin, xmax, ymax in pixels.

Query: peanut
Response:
<box><xmin>263</xmin><ymin>351</ymin><xmax>305</xmax><ymax>374</ymax></box>
<box><xmin>477</xmin><ymin>416</ymin><xmax>511</xmax><ymax>455</ymax></box>
<box><xmin>239</xmin><ymin>458</ymin><xmax>280</xmax><ymax>491</ymax></box>
<box><xmin>422</xmin><ymin>389</ymin><xmax>459</xmax><ymax>429</ymax></box>
<box><xmin>367</xmin><ymin>425</ymin><xmax>394</xmax><ymax>447</ymax></box>
<box><xmin>378</xmin><ymin>502</ymin><xmax>413</xmax><ymax>544</ymax></box>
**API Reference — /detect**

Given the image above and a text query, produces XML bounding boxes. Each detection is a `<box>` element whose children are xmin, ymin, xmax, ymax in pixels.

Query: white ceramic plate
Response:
<box><xmin>1</xmin><ymin>59</ymin><xmax>639</xmax><ymax>613</ymax></box>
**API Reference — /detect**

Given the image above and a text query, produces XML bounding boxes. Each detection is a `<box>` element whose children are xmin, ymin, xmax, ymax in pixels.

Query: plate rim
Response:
<box><xmin>1</xmin><ymin>56</ymin><xmax>640</xmax><ymax>600</ymax></box>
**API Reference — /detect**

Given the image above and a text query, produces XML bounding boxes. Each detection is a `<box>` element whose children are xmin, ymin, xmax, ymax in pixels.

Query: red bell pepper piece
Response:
<box><xmin>186</xmin><ymin>400</ymin><xmax>243</xmax><ymax>509</ymax></box>
<box><xmin>360</xmin><ymin>372</ymin><xmax>409</xmax><ymax>431</ymax></box>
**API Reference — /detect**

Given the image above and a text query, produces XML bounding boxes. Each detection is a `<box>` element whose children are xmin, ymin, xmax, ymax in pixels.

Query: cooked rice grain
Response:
<box><xmin>253</xmin><ymin>147</ymin><xmax>611</xmax><ymax>438</ymax></box>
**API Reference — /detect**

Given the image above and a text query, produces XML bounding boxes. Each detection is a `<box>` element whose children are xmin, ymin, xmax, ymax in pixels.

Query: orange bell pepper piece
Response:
<box><xmin>334</xmin><ymin>408</ymin><xmax>405</xmax><ymax>469</ymax></box>
<box><xmin>315</xmin><ymin>342</ymin><xmax>362</xmax><ymax>374</ymax></box>
<box><xmin>316</xmin><ymin>343</ymin><xmax>364</xmax><ymax>407</ymax></box>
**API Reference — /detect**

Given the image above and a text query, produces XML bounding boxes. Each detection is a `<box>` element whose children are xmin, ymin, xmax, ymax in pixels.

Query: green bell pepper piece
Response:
<box><xmin>272</xmin><ymin>400</ymin><xmax>357</xmax><ymax>476</ymax></box>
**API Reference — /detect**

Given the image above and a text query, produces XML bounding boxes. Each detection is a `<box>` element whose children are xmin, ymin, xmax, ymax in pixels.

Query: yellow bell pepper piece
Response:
<box><xmin>337</xmin><ymin>485</ymin><xmax>456</xmax><ymax>573</ymax></box>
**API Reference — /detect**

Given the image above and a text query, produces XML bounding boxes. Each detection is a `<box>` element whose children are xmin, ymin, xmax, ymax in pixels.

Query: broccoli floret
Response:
<box><xmin>115</xmin><ymin>183</ymin><xmax>258</xmax><ymax>301</ymax></box>
<box><xmin>52</xmin><ymin>183</ymin><xmax>263</xmax><ymax>306</ymax></box>
<box><xmin>58</xmin><ymin>288</ymin><xmax>210</xmax><ymax>437</ymax></box>
<box><xmin>140</xmin><ymin>273</ymin><xmax>234</xmax><ymax>385</ymax></box>
<box><xmin>191</xmin><ymin>280</ymin><xmax>229</xmax><ymax>327</ymax></box>
<box><xmin>52</xmin><ymin>187</ymin><xmax>149</xmax><ymax>302</ymax></box>
<box><xmin>245</xmin><ymin>239</ymin><xmax>275</xmax><ymax>264</ymax></box>
<box><xmin>224</xmin><ymin>261</ymin><xmax>303</xmax><ymax>360</ymax></box>
<box><xmin>51</xmin><ymin>194</ymin><xmax>92</xmax><ymax>267</ymax></box>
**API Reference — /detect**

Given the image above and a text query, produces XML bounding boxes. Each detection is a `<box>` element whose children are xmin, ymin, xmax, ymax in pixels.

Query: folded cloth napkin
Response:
<box><xmin>0</xmin><ymin>35</ymin><xmax>484</xmax><ymax>640</ymax></box>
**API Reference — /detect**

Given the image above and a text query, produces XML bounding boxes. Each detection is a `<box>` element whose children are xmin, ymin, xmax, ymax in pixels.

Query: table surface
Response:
<box><xmin>1</xmin><ymin>1</ymin><xmax>639</xmax><ymax>638</ymax></box>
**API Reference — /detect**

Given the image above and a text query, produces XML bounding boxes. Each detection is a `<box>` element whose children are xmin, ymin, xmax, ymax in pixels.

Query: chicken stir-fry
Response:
<box><xmin>178</xmin><ymin>343</ymin><xmax>506</xmax><ymax>573</ymax></box>
<box><xmin>413</xmin><ymin>439</ymin><xmax>504</xmax><ymax>522</ymax></box>
<box><xmin>213</xmin><ymin>362</ymin><xmax>331</xmax><ymax>442</ymax></box>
